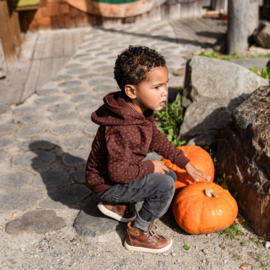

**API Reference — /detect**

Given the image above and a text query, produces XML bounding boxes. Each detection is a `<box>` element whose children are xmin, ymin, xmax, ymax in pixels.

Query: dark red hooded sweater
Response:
<box><xmin>85</xmin><ymin>91</ymin><xmax>190</xmax><ymax>193</ymax></box>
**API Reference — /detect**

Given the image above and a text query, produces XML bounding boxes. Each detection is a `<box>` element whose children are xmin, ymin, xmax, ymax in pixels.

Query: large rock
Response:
<box><xmin>180</xmin><ymin>97</ymin><xmax>246</xmax><ymax>141</ymax></box>
<box><xmin>180</xmin><ymin>56</ymin><xmax>268</xmax><ymax>143</ymax></box>
<box><xmin>182</xmin><ymin>56</ymin><xmax>268</xmax><ymax>107</ymax></box>
<box><xmin>253</xmin><ymin>21</ymin><xmax>270</xmax><ymax>48</ymax></box>
<box><xmin>216</xmin><ymin>85</ymin><xmax>270</xmax><ymax>240</ymax></box>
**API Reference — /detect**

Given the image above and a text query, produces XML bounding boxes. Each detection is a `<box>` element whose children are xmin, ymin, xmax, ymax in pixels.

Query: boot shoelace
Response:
<box><xmin>144</xmin><ymin>224</ymin><xmax>166</xmax><ymax>242</ymax></box>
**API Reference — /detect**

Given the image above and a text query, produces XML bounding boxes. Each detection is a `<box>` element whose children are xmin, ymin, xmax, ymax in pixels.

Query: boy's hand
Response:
<box><xmin>185</xmin><ymin>162</ymin><xmax>211</xmax><ymax>182</ymax></box>
<box><xmin>152</xmin><ymin>160</ymin><xmax>169</xmax><ymax>175</ymax></box>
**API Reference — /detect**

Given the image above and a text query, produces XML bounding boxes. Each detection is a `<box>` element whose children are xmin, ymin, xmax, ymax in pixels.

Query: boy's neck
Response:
<box><xmin>125</xmin><ymin>97</ymin><xmax>145</xmax><ymax>115</ymax></box>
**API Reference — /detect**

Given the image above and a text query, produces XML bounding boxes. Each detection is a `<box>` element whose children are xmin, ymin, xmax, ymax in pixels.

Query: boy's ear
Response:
<box><xmin>124</xmin><ymin>84</ymin><xmax>137</xmax><ymax>100</ymax></box>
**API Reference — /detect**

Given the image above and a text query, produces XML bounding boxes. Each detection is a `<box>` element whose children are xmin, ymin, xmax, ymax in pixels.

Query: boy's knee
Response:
<box><xmin>168</xmin><ymin>169</ymin><xmax>177</xmax><ymax>183</ymax></box>
<box><xmin>155</xmin><ymin>175</ymin><xmax>175</xmax><ymax>194</ymax></box>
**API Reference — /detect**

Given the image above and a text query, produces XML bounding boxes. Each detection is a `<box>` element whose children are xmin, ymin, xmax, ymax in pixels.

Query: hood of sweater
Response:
<box><xmin>91</xmin><ymin>91</ymin><xmax>153</xmax><ymax>126</ymax></box>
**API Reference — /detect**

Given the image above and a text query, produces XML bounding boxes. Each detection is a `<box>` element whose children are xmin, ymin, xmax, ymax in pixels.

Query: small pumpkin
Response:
<box><xmin>173</xmin><ymin>182</ymin><xmax>238</xmax><ymax>234</ymax></box>
<box><xmin>162</xmin><ymin>145</ymin><xmax>215</xmax><ymax>195</ymax></box>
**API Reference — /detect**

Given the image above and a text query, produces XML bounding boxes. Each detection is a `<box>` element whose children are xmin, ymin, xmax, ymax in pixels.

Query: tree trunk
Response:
<box><xmin>227</xmin><ymin>0</ymin><xmax>249</xmax><ymax>55</ymax></box>
<box><xmin>248</xmin><ymin>0</ymin><xmax>259</xmax><ymax>37</ymax></box>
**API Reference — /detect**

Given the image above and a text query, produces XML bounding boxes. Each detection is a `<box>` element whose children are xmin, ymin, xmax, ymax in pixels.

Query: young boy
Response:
<box><xmin>85</xmin><ymin>46</ymin><xmax>210</xmax><ymax>253</ymax></box>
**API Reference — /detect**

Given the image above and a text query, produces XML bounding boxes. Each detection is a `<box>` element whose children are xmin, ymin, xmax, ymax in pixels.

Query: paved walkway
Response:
<box><xmin>0</xmin><ymin>28</ymin><xmax>85</xmax><ymax>105</ymax></box>
<box><xmin>0</xmin><ymin>19</ymin><xmax>262</xmax><ymax>270</ymax></box>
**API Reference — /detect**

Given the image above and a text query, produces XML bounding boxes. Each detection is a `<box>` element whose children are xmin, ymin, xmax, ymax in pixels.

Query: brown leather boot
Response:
<box><xmin>97</xmin><ymin>201</ymin><xmax>136</xmax><ymax>223</ymax></box>
<box><xmin>124</xmin><ymin>221</ymin><xmax>173</xmax><ymax>253</ymax></box>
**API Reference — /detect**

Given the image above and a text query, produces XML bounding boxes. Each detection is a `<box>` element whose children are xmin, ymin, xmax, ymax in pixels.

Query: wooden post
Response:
<box><xmin>227</xmin><ymin>0</ymin><xmax>249</xmax><ymax>55</ymax></box>
<box><xmin>248</xmin><ymin>0</ymin><xmax>259</xmax><ymax>37</ymax></box>
<box><xmin>0</xmin><ymin>0</ymin><xmax>18</xmax><ymax>61</ymax></box>
<box><xmin>0</xmin><ymin>37</ymin><xmax>7</xmax><ymax>78</ymax></box>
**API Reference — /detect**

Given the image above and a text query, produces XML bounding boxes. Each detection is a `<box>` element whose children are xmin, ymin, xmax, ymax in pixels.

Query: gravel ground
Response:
<box><xmin>1</xmin><ymin>206</ymin><xmax>269</xmax><ymax>270</ymax></box>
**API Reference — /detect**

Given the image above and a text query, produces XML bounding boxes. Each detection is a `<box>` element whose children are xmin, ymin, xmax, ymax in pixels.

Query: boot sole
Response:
<box><xmin>124</xmin><ymin>239</ymin><xmax>173</xmax><ymax>253</ymax></box>
<box><xmin>97</xmin><ymin>202</ymin><xmax>136</xmax><ymax>223</ymax></box>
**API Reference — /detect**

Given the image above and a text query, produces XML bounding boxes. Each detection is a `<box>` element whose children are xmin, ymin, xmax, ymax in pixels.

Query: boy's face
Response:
<box><xmin>127</xmin><ymin>66</ymin><xmax>169</xmax><ymax>113</ymax></box>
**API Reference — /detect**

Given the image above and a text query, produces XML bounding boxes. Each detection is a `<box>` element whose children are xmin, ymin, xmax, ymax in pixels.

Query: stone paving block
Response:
<box><xmin>106</xmin><ymin>55</ymin><xmax>118</xmax><ymax>60</ymax></box>
<box><xmin>48</xmin><ymin>103</ymin><xmax>72</xmax><ymax>112</ymax></box>
<box><xmin>76</xmin><ymin>102</ymin><xmax>99</xmax><ymax>111</ymax></box>
<box><xmin>5</xmin><ymin>210</ymin><xmax>66</xmax><ymax>234</ymax></box>
<box><xmin>19</xmin><ymin>137</ymin><xmax>56</xmax><ymax>150</ymax></box>
<box><xmin>83</xmin><ymin>124</ymin><xmax>99</xmax><ymax>136</ymax></box>
<box><xmin>13</xmin><ymin>105</ymin><xmax>41</xmax><ymax>115</ymax></box>
<box><xmin>86</xmin><ymin>48</ymin><xmax>103</xmax><ymax>53</ymax></box>
<box><xmin>72</xmin><ymin>169</ymin><xmax>85</xmax><ymax>184</ymax></box>
<box><xmin>35</xmin><ymin>96</ymin><xmax>62</xmax><ymax>105</ymax></box>
<box><xmin>93</xmin><ymin>85</ymin><xmax>117</xmax><ymax>92</ymax></box>
<box><xmin>50</xmin><ymin>124</ymin><xmax>81</xmax><ymax>136</ymax></box>
<box><xmin>0</xmin><ymin>191</ymin><xmax>42</xmax><ymax>211</ymax></box>
<box><xmin>12</xmin><ymin>150</ymin><xmax>55</xmax><ymax>168</ymax></box>
<box><xmin>102</xmin><ymin>71</ymin><xmax>114</xmax><ymax>78</ymax></box>
<box><xmin>94</xmin><ymin>65</ymin><xmax>114</xmax><ymax>73</ymax></box>
<box><xmin>59</xmin><ymin>136</ymin><xmax>93</xmax><ymax>149</ymax></box>
<box><xmin>16</xmin><ymin>124</ymin><xmax>47</xmax><ymax>138</ymax></box>
<box><xmin>0</xmin><ymin>123</ymin><xmax>18</xmax><ymax>135</ymax></box>
<box><xmin>0</xmin><ymin>171</ymin><xmax>33</xmax><ymax>189</ymax></box>
<box><xmin>78</xmin><ymin>73</ymin><xmax>100</xmax><ymax>80</ymax></box>
<box><xmin>49</xmin><ymin>111</ymin><xmax>78</xmax><ymax>122</ymax></box>
<box><xmin>80</xmin><ymin>57</ymin><xmax>96</xmax><ymax>63</ymax></box>
<box><xmin>232</xmin><ymin>58</ymin><xmax>269</xmax><ymax>70</ymax></box>
<box><xmin>64</xmin><ymin>86</ymin><xmax>86</xmax><ymax>94</ymax></box>
<box><xmin>95</xmin><ymin>52</ymin><xmax>112</xmax><ymax>57</ymax></box>
<box><xmin>14</xmin><ymin>114</ymin><xmax>44</xmax><ymax>124</ymax></box>
<box><xmin>53</xmin><ymin>74</ymin><xmax>73</xmax><ymax>81</ymax></box>
<box><xmin>94</xmin><ymin>92</ymin><xmax>107</xmax><ymax>100</ymax></box>
<box><xmin>36</xmin><ymin>89</ymin><xmax>59</xmax><ymax>96</ymax></box>
<box><xmin>58</xmin><ymin>80</ymin><xmax>81</xmax><ymax>88</ymax></box>
<box><xmin>91</xmin><ymin>61</ymin><xmax>108</xmax><ymax>66</ymax></box>
<box><xmin>70</xmin><ymin>94</ymin><xmax>94</xmax><ymax>103</ymax></box>
<box><xmin>0</xmin><ymin>151</ymin><xmax>8</xmax><ymax>163</ymax></box>
<box><xmin>0</xmin><ymin>137</ymin><xmax>15</xmax><ymax>149</ymax></box>
<box><xmin>44</xmin><ymin>184</ymin><xmax>91</xmax><ymax>205</ymax></box>
<box><xmin>89</xmin><ymin>78</ymin><xmax>114</xmax><ymax>85</ymax></box>
<box><xmin>62</xmin><ymin>149</ymin><xmax>89</xmax><ymax>167</ymax></box>
<box><xmin>73</xmin><ymin>54</ymin><xmax>90</xmax><ymax>59</ymax></box>
<box><xmin>67</xmin><ymin>68</ymin><xmax>88</xmax><ymax>75</ymax></box>
<box><xmin>0</xmin><ymin>104</ymin><xmax>11</xmax><ymax>115</ymax></box>
<box><xmin>39</xmin><ymin>198</ymin><xmax>66</xmax><ymax>209</ymax></box>
<box><xmin>80</xmin><ymin>112</ymin><xmax>93</xmax><ymax>123</ymax></box>
<box><xmin>74</xmin><ymin>195</ymin><xmax>126</xmax><ymax>237</ymax></box>
<box><xmin>65</xmin><ymin>63</ymin><xmax>83</xmax><ymax>69</ymax></box>
<box><xmin>34</xmin><ymin>169</ymin><xmax>69</xmax><ymax>188</ymax></box>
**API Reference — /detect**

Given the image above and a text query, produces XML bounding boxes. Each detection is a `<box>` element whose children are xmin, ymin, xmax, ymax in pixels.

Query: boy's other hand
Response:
<box><xmin>152</xmin><ymin>160</ymin><xmax>169</xmax><ymax>175</ymax></box>
<box><xmin>185</xmin><ymin>162</ymin><xmax>211</xmax><ymax>182</ymax></box>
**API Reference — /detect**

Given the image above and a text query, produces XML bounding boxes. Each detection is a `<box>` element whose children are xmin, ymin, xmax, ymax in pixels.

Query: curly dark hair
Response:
<box><xmin>114</xmin><ymin>46</ymin><xmax>166</xmax><ymax>92</ymax></box>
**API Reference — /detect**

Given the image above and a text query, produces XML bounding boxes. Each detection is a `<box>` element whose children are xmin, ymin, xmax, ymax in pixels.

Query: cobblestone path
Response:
<box><xmin>0</xmin><ymin>21</ymin><xmax>261</xmax><ymax>270</ymax></box>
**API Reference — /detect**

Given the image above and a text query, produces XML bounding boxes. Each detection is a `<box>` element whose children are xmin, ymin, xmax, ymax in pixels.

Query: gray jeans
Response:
<box><xmin>96</xmin><ymin>170</ymin><xmax>176</xmax><ymax>231</ymax></box>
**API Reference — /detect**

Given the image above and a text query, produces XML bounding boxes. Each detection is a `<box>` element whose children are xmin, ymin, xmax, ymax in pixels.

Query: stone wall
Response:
<box><xmin>19</xmin><ymin>0</ymin><xmax>204</xmax><ymax>32</ymax></box>
<box><xmin>217</xmin><ymin>85</ymin><xmax>270</xmax><ymax>239</ymax></box>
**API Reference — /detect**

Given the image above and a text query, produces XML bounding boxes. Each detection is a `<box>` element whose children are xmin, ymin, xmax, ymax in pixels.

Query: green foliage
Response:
<box><xmin>250</xmin><ymin>66</ymin><xmax>269</xmax><ymax>79</ymax></box>
<box><xmin>183</xmin><ymin>240</ymin><xmax>189</xmax><ymax>250</ymax></box>
<box><xmin>221</xmin><ymin>223</ymin><xmax>244</xmax><ymax>240</ymax></box>
<box><xmin>156</xmin><ymin>94</ymin><xmax>185</xmax><ymax>147</ymax></box>
<box><xmin>15</xmin><ymin>101</ymin><xmax>24</xmax><ymax>106</ymax></box>
<box><xmin>232</xmin><ymin>253</ymin><xmax>242</xmax><ymax>261</ymax></box>
<box><xmin>198</xmin><ymin>50</ymin><xmax>270</xmax><ymax>61</ymax></box>
<box><xmin>198</xmin><ymin>51</ymin><xmax>242</xmax><ymax>61</ymax></box>
<box><xmin>241</xmin><ymin>237</ymin><xmax>256</xmax><ymax>247</ymax></box>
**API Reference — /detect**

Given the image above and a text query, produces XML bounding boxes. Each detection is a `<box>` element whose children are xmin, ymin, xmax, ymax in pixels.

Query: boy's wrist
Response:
<box><xmin>143</xmin><ymin>160</ymin><xmax>155</xmax><ymax>174</ymax></box>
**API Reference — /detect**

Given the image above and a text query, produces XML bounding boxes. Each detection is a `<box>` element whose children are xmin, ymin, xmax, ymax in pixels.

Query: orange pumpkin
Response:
<box><xmin>162</xmin><ymin>145</ymin><xmax>214</xmax><ymax>195</ymax></box>
<box><xmin>173</xmin><ymin>182</ymin><xmax>238</xmax><ymax>234</ymax></box>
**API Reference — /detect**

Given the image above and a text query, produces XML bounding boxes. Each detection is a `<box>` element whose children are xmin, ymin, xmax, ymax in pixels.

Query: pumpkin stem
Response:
<box><xmin>204</xmin><ymin>189</ymin><xmax>218</xmax><ymax>198</ymax></box>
